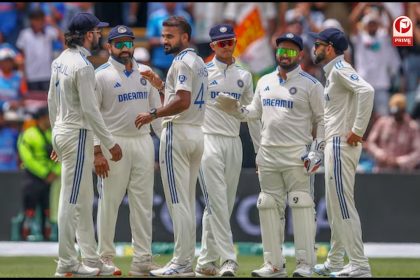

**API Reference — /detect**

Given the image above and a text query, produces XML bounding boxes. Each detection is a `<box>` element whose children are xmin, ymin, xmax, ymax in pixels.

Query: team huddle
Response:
<box><xmin>48</xmin><ymin>12</ymin><xmax>374</xmax><ymax>278</ymax></box>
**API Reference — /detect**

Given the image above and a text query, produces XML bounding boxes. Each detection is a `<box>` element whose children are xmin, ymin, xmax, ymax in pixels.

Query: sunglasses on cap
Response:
<box><xmin>314</xmin><ymin>41</ymin><xmax>330</xmax><ymax>49</ymax></box>
<box><xmin>114</xmin><ymin>41</ymin><xmax>134</xmax><ymax>49</ymax></box>
<box><xmin>276</xmin><ymin>48</ymin><xmax>299</xmax><ymax>57</ymax></box>
<box><xmin>212</xmin><ymin>38</ymin><xmax>236</xmax><ymax>48</ymax></box>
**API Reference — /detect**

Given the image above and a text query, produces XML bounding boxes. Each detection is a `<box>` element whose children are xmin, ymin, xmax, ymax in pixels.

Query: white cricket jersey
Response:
<box><xmin>245</xmin><ymin>65</ymin><xmax>325</xmax><ymax>147</ymax></box>
<box><xmin>94</xmin><ymin>57</ymin><xmax>162</xmax><ymax>144</ymax></box>
<box><xmin>203</xmin><ymin>57</ymin><xmax>261</xmax><ymax>151</ymax></box>
<box><xmin>323</xmin><ymin>55</ymin><xmax>374</xmax><ymax>141</ymax></box>
<box><xmin>47</xmin><ymin>46</ymin><xmax>115</xmax><ymax>149</ymax></box>
<box><xmin>162</xmin><ymin>48</ymin><xmax>208</xmax><ymax>126</ymax></box>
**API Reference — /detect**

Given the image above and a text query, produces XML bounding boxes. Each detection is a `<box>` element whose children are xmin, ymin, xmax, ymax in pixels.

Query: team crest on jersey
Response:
<box><xmin>237</xmin><ymin>79</ymin><xmax>244</xmax><ymax>88</ymax></box>
<box><xmin>350</xmin><ymin>74</ymin><xmax>359</xmax><ymax>81</ymax></box>
<box><xmin>140</xmin><ymin>77</ymin><xmax>147</xmax><ymax>86</ymax></box>
<box><xmin>289</xmin><ymin>87</ymin><xmax>297</xmax><ymax>95</ymax></box>
<box><xmin>178</xmin><ymin>75</ymin><xmax>187</xmax><ymax>84</ymax></box>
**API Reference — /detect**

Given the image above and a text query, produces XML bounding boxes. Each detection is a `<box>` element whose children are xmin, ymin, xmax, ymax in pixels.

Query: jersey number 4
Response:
<box><xmin>194</xmin><ymin>83</ymin><xmax>205</xmax><ymax>109</ymax></box>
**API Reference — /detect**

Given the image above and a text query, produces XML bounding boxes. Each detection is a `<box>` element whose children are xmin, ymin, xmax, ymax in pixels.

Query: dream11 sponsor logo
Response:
<box><xmin>392</xmin><ymin>16</ymin><xmax>413</xmax><ymax>47</ymax></box>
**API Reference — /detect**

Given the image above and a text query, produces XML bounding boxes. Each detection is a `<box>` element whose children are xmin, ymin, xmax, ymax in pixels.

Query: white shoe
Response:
<box><xmin>293</xmin><ymin>264</ymin><xmax>313</xmax><ymax>277</ymax></box>
<box><xmin>54</xmin><ymin>263</ymin><xmax>100</xmax><ymax>277</ymax></box>
<box><xmin>84</xmin><ymin>259</ymin><xmax>117</xmax><ymax>276</ymax></box>
<box><xmin>251</xmin><ymin>262</ymin><xmax>287</xmax><ymax>278</ymax></box>
<box><xmin>195</xmin><ymin>262</ymin><xmax>219</xmax><ymax>277</ymax></box>
<box><xmin>314</xmin><ymin>262</ymin><xmax>343</xmax><ymax>276</ymax></box>
<box><xmin>129</xmin><ymin>255</ymin><xmax>161</xmax><ymax>276</ymax></box>
<box><xmin>330</xmin><ymin>264</ymin><xmax>372</xmax><ymax>278</ymax></box>
<box><xmin>149</xmin><ymin>261</ymin><xmax>195</xmax><ymax>277</ymax></box>
<box><xmin>101</xmin><ymin>256</ymin><xmax>122</xmax><ymax>276</ymax></box>
<box><xmin>219</xmin><ymin>260</ymin><xmax>238</xmax><ymax>277</ymax></box>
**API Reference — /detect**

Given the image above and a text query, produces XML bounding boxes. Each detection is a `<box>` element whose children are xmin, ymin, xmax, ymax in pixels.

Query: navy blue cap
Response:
<box><xmin>209</xmin><ymin>24</ymin><xmax>235</xmax><ymax>42</ymax></box>
<box><xmin>275</xmin><ymin>33</ymin><xmax>303</xmax><ymax>50</ymax></box>
<box><xmin>108</xmin><ymin>25</ymin><xmax>135</xmax><ymax>42</ymax></box>
<box><xmin>309</xmin><ymin>28</ymin><xmax>349</xmax><ymax>51</ymax></box>
<box><xmin>68</xmin><ymin>12</ymin><xmax>109</xmax><ymax>32</ymax></box>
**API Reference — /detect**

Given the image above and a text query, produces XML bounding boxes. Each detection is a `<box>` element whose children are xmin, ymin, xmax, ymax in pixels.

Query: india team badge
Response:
<box><xmin>178</xmin><ymin>75</ymin><xmax>187</xmax><ymax>84</ymax></box>
<box><xmin>392</xmin><ymin>16</ymin><xmax>413</xmax><ymax>47</ymax></box>
<box><xmin>289</xmin><ymin>87</ymin><xmax>297</xmax><ymax>95</ymax></box>
<box><xmin>118</xmin><ymin>26</ymin><xmax>127</xmax><ymax>33</ymax></box>
<box><xmin>237</xmin><ymin>79</ymin><xmax>244</xmax><ymax>88</ymax></box>
<box><xmin>140</xmin><ymin>77</ymin><xmax>147</xmax><ymax>86</ymax></box>
<box><xmin>350</xmin><ymin>74</ymin><xmax>359</xmax><ymax>81</ymax></box>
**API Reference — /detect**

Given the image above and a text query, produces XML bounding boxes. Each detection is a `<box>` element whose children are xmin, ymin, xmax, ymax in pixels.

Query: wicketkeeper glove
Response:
<box><xmin>301</xmin><ymin>138</ymin><xmax>325</xmax><ymax>174</ymax></box>
<box><xmin>214</xmin><ymin>92</ymin><xmax>246</xmax><ymax>119</ymax></box>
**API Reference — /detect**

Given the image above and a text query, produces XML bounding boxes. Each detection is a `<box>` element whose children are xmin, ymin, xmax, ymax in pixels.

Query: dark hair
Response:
<box><xmin>33</xmin><ymin>106</ymin><xmax>49</xmax><ymax>120</ymax></box>
<box><xmin>64</xmin><ymin>30</ymin><xmax>87</xmax><ymax>48</ymax></box>
<box><xmin>333</xmin><ymin>46</ymin><xmax>344</xmax><ymax>55</ymax></box>
<box><xmin>28</xmin><ymin>8</ymin><xmax>45</xmax><ymax>20</ymax></box>
<box><xmin>162</xmin><ymin>16</ymin><xmax>192</xmax><ymax>41</ymax></box>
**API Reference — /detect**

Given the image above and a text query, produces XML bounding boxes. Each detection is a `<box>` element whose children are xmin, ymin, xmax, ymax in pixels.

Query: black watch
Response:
<box><xmin>149</xmin><ymin>108</ymin><xmax>158</xmax><ymax>119</ymax></box>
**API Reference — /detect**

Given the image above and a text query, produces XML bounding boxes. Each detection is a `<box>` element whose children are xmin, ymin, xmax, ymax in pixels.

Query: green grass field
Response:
<box><xmin>1</xmin><ymin>256</ymin><xmax>420</xmax><ymax>277</ymax></box>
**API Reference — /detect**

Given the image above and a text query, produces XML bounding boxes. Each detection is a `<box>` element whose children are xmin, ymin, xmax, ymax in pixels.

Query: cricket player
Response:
<box><xmin>215</xmin><ymin>33</ymin><xmax>325</xmax><ymax>277</ymax></box>
<box><xmin>134</xmin><ymin>16</ymin><xmax>208</xmax><ymax>277</ymax></box>
<box><xmin>195</xmin><ymin>24</ymin><xmax>261</xmax><ymax>277</ymax></box>
<box><xmin>93</xmin><ymin>25</ymin><xmax>162</xmax><ymax>276</ymax></box>
<box><xmin>47</xmin><ymin>13</ymin><xmax>122</xmax><ymax>277</ymax></box>
<box><xmin>310</xmin><ymin>28</ymin><xmax>374</xmax><ymax>278</ymax></box>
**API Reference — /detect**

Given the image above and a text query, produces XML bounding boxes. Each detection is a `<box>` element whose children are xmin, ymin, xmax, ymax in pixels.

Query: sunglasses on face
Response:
<box><xmin>276</xmin><ymin>48</ymin><xmax>299</xmax><ymax>57</ymax></box>
<box><xmin>114</xmin><ymin>41</ymin><xmax>134</xmax><ymax>49</ymax></box>
<box><xmin>213</xmin><ymin>39</ymin><xmax>236</xmax><ymax>48</ymax></box>
<box><xmin>314</xmin><ymin>41</ymin><xmax>330</xmax><ymax>49</ymax></box>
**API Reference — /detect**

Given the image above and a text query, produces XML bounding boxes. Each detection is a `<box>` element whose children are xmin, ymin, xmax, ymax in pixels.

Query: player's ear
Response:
<box><xmin>181</xmin><ymin>32</ymin><xmax>189</xmax><ymax>43</ymax></box>
<box><xmin>105</xmin><ymin>42</ymin><xmax>112</xmax><ymax>53</ymax></box>
<box><xmin>209</xmin><ymin>42</ymin><xmax>216</xmax><ymax>52</ymax></box>
<box><xmin>298</xmin><ymin>50</ymin><xmax>304</xmax><ymax>61</ymax></box>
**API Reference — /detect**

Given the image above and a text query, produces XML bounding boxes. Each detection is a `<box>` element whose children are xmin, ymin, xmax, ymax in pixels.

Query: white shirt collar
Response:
<box><xmin>323</xmin><ymin>55</ymin><xmax>345</xmax><ymax>76</ymax></box>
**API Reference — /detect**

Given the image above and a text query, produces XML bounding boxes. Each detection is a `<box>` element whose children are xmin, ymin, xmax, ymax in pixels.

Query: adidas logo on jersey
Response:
<box><xmin>114</xmin><ymin>82</ymin><xmax>121</xmax><ymax>88</ymax></box>
<box><xmin>210</xmin><ymin>80</ymin><xmax>218</xmax><ymax>85</ymax></box>
<box><xmin>264</xmin><ymin>86</ymin><xmax>270</xmax><ymax>91</ymax></box>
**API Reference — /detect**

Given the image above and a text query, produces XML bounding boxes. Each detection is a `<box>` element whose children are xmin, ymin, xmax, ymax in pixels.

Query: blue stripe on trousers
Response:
<box><xmin>70</xmin><ymin>129</ymin><xmax>86</xmax><ymax>204</ymax></box>
<box><xmin>165</xmin><ymin>123</ymin><xmax>178</xmax><ymax>204</ymax></box>
<box><xmin>333</xmin><ymin>137</ymin><xmax>349</xmax><ymax>219</ymax></box>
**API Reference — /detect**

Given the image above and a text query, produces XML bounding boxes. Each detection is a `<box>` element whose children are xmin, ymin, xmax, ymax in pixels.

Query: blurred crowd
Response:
<box><xmin>1</xmin><ymin>2</ymin><xmax>420</xmax><ymax>174</ymax></box>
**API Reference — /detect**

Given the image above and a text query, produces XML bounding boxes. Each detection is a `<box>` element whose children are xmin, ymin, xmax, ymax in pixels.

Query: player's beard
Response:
<box><xmin>118</xmin><ymin>51</ymin><xmax>133</xmax><ymax>64</ymax></box>
<box><xmin>91</xmin><ymin>39</ymin><xmax>100</xmax><ymax>52</ymax></box>
<box><xmin>313</xmin><ymin>50</ymin><xmax>326</xmax><ymax>65</ymax></box>
<box><xmin>164</xmin><ymin>42</ymin><xmax>182</xmax><ymax>55</ymax></box>
<box><xmin>278</xmin><ymin>59</ymin><xmax>299</xmax><ymax>71</ymax></box>
<box><xmin>111</xmin><ymin>52</ymin><xmax>133</xmax><ymax>65</ymax></box>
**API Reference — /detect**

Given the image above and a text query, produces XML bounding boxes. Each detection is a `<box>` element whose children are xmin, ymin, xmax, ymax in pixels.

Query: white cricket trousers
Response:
<box><xmin>53</xmin><ymin>129</ymin><xmax>99</xmax><ymax>267</ymax></box>
<box><xmin>97</xmin><ymin>134</ymin><xmax>155</xmax><ymax>262</ymax></box>
<box><xmin>324</xmin><ymin>136</ymin><xmax>370</xmax><ymax>268</ymax></box>
<box><xmin>256</xmin><ymin>145</ymin><xmax>314</xmax><ymax>268</ymax></box>
<box><xmin>159</xmin><ymin>122</ymin><xmax>204</xmax><ymax>265</ymax></box>
<box><xmin>197</xmin><ymin>134</ymin><xmax>242</xmax><ymax>266</ymax></box>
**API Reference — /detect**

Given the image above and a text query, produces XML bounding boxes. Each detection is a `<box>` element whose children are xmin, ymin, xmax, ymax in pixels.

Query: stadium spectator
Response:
<box><xmin>0</xmin><ymin>107</ymin><xmax>20</xmax><ymax>171</ymax></box>
<box><xmin>16</xmin><ymin>8</ymin><xmax>62</xmax><ymax>91</ymax></box>
<box><xmin>401</xmin><ymin>3</ymin><xmax>420</xmax><ymax>107</ymax></box>
<box><xmin>17</xmin><ymin>106</ymin><xmax>60</xmax><ymax>241</ymax></box>
<box><xmin>0</xmin><ymin>3</ymin><xmax>26</xmax><ymax>46</ymax></box>
<box><xmin>366</xmin><ymin>93</ymin><xmax>420</xmax><ymax>172</ymax></box>
<box><xmin>349</xmin><ymin>3</ymin><xmax>401</xmax><ymax>116</ymax></box>
<box><xmin>0</xmin><ymin>46</ymin><xmax>27</xmax><ymax>120</ymax></box>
